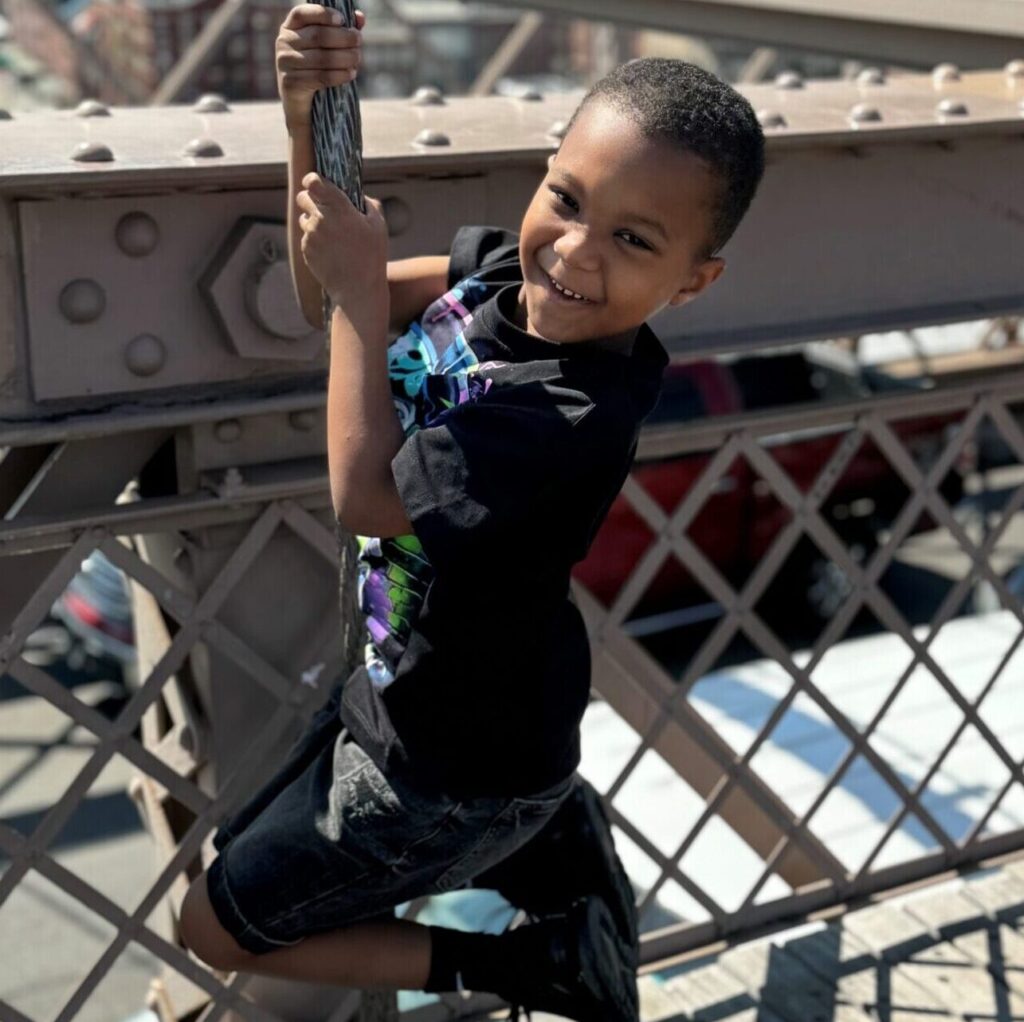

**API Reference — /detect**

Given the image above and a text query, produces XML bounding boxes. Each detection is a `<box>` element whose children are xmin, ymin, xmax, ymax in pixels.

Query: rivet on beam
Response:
<box><xmin>932</xmin><ymin>63</ymin><xmax>961</xmax><ymax>86</ymax></box>
<box><xmin>756</xmin><ymin>109</ymin><xmax>787</xmax><ymax>129</ymax></box>
<box><xmin>774</xmin><ymin>71</ymin><xmax>803</xmax><ymax>90</ymax></box>
<box><xmin>411</xmin><ymin>86</ymin><xmax>445</xmax><ymax>106</ymax></box>
<box><xmin>1006</xmin><ymin>59</ymin><xmax>1024</xmax><ymax>80</ymax></box>
<box><xmin>547</xmin><ymin>120</ymin><xmax>568</xmax><ymax>139</ymax></box>
<box><xmin>214</xmin><ymin>418</ymin><xmax>242</xmax><ymax>442</ymax></box>
<box><xmin>72</xmin><ymin>141</ymin><xmax>114</xmax><ymax>162</ymax></box>
<box><xmin>848</xmin><ymin>103</ymin><xmax>882</xmax><ymax>125</ymax></box>
<box><xmin>289</xmin><ymin>410</ymin><xmax>316</xmax><ymax>432</ymax></box>
<box><xmin>115</xmin><ymin>212</ymin><xmax>160</xmax><ymax>257</ymax></box>
<box><xmin>856</xmin><ymin>68</ymin><xmax>886</xmax><ymax>86</ymax></box>
<box><xmin>124</xmin><ymin>334</ymin><xmax>167</xmax><ymax>376</ymax></box>
<box><xmin>193</xmin><ymin>93</ymin><xmax>230</xmax><ymax>113</ymax></box>
<box><xmin>412</xmin><ymin>129</ymin><xmax>450</xmax><ymax>147</ymax></box>
<box><xmin>59</xmin><ymin>279</ymin><xmax>106</xmax><ymax>323</ymax></box>
<box><xmin>75</xmin><ymin>99</ymin><xmax>110</xmax><ymax>117</ymax></box>
<box><xmin>936</xmin><ymin>98</ymin><xmax>968</xmax><ymax>118</ymax></box>
<box><xmin>184</xmin><ymin>137</ymin><xmax>225</xmax><ymax>158</ymax></box>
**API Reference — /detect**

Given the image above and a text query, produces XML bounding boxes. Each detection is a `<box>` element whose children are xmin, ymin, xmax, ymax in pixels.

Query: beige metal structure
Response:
<box><xmin>473</xmin><ymin>0</ymin><xmax>1024</xmax><ymax>68</ymax></box>
<box><xmin>1</xmin><ymin>66</ymin><xmax>1023</xmax><ymax>1021</ymax></box>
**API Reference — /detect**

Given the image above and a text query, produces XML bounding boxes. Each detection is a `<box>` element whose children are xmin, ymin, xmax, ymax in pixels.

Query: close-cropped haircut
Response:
<box><xmin>566</xmin><ymin>58</ymin><xmax>765</xmax><ymax>257</ymax></box>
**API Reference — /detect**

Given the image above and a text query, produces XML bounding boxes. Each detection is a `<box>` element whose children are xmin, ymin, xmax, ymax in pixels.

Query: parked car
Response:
<box><xmin>572</xmin><ymin>350</ymin><xmax>970</xmax><ymax>631</ymax></box>
<box><xmin>53</xmin><ymin>550</ymin><xmax>135</xmax><ymax>667</ymax></box>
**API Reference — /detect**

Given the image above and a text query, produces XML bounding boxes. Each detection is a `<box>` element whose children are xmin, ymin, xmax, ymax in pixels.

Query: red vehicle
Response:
<box><xmin>572</xmin><ymin>351</ymin><xmax>966</xmax><ymax>631</ymax></box>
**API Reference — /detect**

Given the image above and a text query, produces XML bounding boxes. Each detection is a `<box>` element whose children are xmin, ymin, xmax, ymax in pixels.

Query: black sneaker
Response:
<box><xmin>496</xmin><ymin>895</ymin><xmax>638</xmax><ymax>1022</ymax></box>
<box><xmin>474</xmin><ymin>776</ymin><xmax>638</xmax><ymax>956</ymax></box>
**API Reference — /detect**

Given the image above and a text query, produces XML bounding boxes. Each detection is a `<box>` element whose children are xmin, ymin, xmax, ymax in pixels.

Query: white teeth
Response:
<box><xmin>549</xmin><ymin>276</ymin><xmax>588</xmax><ymax>302</ymax></box>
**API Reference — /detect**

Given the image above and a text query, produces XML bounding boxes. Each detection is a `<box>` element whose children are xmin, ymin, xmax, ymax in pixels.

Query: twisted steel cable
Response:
<box><xmin>310</xmin><ymin>0</ymin><xmax>371</xmax><ymax>695</ymax></box>
<box><xmin>310</xmin><ymin>0</ymin><xmax>365</xmax><ymax>326</ymax></box>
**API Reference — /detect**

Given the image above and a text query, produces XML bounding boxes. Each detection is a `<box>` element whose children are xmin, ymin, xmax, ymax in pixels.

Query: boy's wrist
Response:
<box><xmin>284</xmin><ymin>107</ymin><xmax>313</xmax><ymax>136</ymax></box>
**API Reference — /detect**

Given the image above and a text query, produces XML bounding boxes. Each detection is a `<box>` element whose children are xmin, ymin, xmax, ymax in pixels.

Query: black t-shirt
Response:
<box><xmin>338</xmin><ymin>226</ymin><xmax>669</xmax><ymax>799</ymax></box>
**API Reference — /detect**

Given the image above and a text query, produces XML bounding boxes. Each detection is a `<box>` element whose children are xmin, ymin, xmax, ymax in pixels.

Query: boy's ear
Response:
<box><xmin>668</xmin><ymin>256</ymin><xmax>726</xmax><ymax>307</ymax></box>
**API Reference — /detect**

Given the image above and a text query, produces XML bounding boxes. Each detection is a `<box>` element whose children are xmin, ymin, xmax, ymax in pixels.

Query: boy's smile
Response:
<box><xmin>515</xmin><ymin>98</ymin><xmax>726</xmax><ymax>352</ymax></box>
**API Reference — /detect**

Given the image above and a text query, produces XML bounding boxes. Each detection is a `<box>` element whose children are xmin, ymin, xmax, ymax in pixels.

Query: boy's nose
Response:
<box><xmin>553</xmin><ymin>228</ymin><xmax>600</xmax><ymax>270</ymax></box>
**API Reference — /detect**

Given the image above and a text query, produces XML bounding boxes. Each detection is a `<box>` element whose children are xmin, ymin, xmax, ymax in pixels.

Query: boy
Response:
<box><xmin>180</xmin><ymin>7</ymin><xmax>765</xmax><ymax>1020</ymax></box>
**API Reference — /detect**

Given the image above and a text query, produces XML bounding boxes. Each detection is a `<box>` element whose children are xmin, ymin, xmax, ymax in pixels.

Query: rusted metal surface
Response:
<box><xmin>474</xmin><ymin>0</ymin><xmax>1024</xmax><ymax>68</ymax></box>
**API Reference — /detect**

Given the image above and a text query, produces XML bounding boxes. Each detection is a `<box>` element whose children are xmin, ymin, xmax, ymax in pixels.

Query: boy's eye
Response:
<box><xmin>618</xmin><ymin>230</ymin><xmax>652</xmax><ymax>251</ymax></box>
<box><xmin>549</xmin><ymin>187</ymin><xmax>578</xmax><ymax>212</ymax></box>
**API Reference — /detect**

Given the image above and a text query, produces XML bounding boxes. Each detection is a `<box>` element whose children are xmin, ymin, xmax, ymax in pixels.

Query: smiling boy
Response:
<box><xmin>180</xmin><ymin>10</ymin><xmax>764</xmax><ymax>1021</ymax></box>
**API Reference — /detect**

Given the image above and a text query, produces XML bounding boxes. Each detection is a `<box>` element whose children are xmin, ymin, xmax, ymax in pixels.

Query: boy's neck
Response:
<box><xmin>513</xmin><ymin>285</ymin><xmax>637</xmax><ymax>357</ymax></box>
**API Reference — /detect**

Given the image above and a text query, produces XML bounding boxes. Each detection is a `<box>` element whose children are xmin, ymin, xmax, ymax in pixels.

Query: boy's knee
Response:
<box><xmin>180</xmin><ymin>871</ymin><xmax>256</xmax><ymax>972</ymax></box>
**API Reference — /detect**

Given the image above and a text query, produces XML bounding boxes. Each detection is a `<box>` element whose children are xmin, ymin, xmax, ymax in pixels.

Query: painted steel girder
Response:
<box><xmin>476</xmin><ymin>0</ymin><xmax>1024</xmax><ymax>69</ymax></box>
<box><xmin>1</xmin><ymin>70</ymin><xmax>1022</xmax><ymax>414</ymax></box>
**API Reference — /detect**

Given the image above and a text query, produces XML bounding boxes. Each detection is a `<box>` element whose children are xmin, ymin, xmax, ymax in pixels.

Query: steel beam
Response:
<box><xmin>149</xmin><ymin>0</ymin><xmax>251</xmax><ymax>105</ymax></box>
<box><xmin>473</xmin><ymin>0</ymin><xmax>1024</xmax><ymax>69</ymax></box>
<box><xmin>2</xmin><ymin>70</ymin><xmax>1023</xmax><ymax>415</ymax></box>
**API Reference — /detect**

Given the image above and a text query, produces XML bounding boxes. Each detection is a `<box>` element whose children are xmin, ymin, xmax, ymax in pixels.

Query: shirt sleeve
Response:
<box><xmin>390</xmin><ymin>378</ymin><xmax>603</xmax><ymax>574</ymax></box>
<box><xmin>447</xmin><ymin>226</ymin><xmax>521</xmax><ymax>290</ymax></box>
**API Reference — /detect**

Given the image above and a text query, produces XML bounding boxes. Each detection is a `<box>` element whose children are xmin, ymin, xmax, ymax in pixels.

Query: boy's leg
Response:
<box><xmin>181</xmin><ymin>870</ymin><xmax>638</xmax><ymax>1020</ymax></box>
<box><xmin>471</xmin><ymin>775</ymin><xmax>638</xmax><ymax>950</ymax></box>
<box><xmin>181</xmin><ymin>871</ymin><xmax>432</xmax><ymax>987</ymax></box>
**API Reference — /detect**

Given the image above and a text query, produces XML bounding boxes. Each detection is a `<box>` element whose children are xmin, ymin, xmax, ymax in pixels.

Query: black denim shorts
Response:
<box><xmin>205</xmin><ymin>679</ymin><xmax>573</xmax><ymax>955</ymax></box>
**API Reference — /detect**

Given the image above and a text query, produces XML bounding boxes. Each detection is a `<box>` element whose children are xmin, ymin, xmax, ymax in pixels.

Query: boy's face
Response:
<box><xmin>516</xmin><ymin>98</ymin><xmax>726</xmax><ymax>350</ymax></box>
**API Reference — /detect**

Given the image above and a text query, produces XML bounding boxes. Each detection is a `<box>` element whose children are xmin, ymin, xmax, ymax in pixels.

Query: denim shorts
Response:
<box><xmin>205</xmin><ymin>678</ymin><xmax>574</xmax><ymax>955</ymax></box>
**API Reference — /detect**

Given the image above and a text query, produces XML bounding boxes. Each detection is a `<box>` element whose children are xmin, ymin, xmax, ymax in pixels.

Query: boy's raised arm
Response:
<box><xmin>386</xmin><ymin>256</ymin><xmax>451</xmax><ymax>333</ymax></box>
<box><xmin>276</xmin><ymin>4</ymin><xmax>365</xmax><ymax>329</ymax></box>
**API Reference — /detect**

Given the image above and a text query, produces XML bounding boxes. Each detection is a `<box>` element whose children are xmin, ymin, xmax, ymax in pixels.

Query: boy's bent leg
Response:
<box><xmin>180</xmin><ymin>871</ymin><xmax>432</xmax><ymax>988</ymax></box>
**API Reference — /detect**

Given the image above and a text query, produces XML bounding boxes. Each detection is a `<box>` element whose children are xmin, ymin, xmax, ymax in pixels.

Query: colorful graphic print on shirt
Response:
<box><xmin>355</xmin><ymin>276</ymin><xmax>508</xmax><ymax>691</ymax></box>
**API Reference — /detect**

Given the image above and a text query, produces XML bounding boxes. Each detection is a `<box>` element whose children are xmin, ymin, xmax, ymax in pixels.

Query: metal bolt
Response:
<box><xmin>0</xmin><ymin>109</ymin><xmax>11</xmax><ymax>120</ymax></box>
<box><xmin>517</xmin><ymin>89</ymin><xmax>543</xmax><ymax>101</ymax></box>
<box><xmin>259</xmin><ymin>236</ymin><xmax>279</xmax><ymax>263</ymax></box>
<box><xmin>124</xmin><ymin>334</ymin><xmax>167</xmax><ymax>376</ymax></box>
<box><xmin>184</xmin><ymin>137</ymin><xmax>224</xmax><ymax>158</ymax></box>
<box><xmin>289</xmin><ymin>409</ymin><xmax>317</xmax><ymax>432</ymax></box>
<box><xmin>59</xmin><ymin>279</ymin><xmax>106</xmax><ymax>323</ymax></box>
<box><xmin>774</xmin><ymin>71</ymin><xmax>804</xmax><ymax>90</ymax></box>
<box><xmin>932</xmin><ymin>62</ymin><xmax>961</xmax><ymax>85</ymax></box>
<box><xmin>936</xmin><ymin>98</ymin><xmax>968</xmax><ymax>117</ymax></box>
<box><xmin>193</xmin><ymin>93</ymin><xmax>230</xmax><ymax>113</ymax></box>
<box><xmin>547</xmin><ymin>120</ymin><xmax>568</xmax><ymax>139</ymax></box>
<box><xmin>411</xmin><ymin>85</ymin><xmax>445</xmax><ymax>106</ymax></box>
<box><xmin>115</xmin><ymin>212</ymin><xmax>160</xmax><ymax>257</ymax></box>
<box><xmin>849</xmin><ymin>103</ymin><xmax>882</xmax><ymax>125</ymax></box>
<box><xmin>71</xmin><ymin>141</ymin><xmax>114</xmax><ymax>163</ymax></box>
<box><xmin>412</xmin><ymin>129</ymin><xmax>450</xmax><ymax>147</ymax></box>
<box><xmin>856</xmin><ymin>67</ymin><xmax>886</xmax><ymax>86</ymax></box>
<box><xmin>1005</xmin><ymin>59</ymin><xmax>1024</xmax><ymax>80</ymax></box>
<box><xmin>381</xmin><ymin>196</ymin><xmax>412</xmax><ymax>237</ymax></box>
<box><xmin>214</xmin><ymin>418</ymin><xmax>242</xmax><ymax>443</ymax></box>
<box><xmin>75</xmin><ymin>99</ymin><xmax>110</xmax><ymax>117</ymax></box>
<box><xmin>756</xmin><ymin>109</ymin><xmax>787</xmax><ymax>129</ymax></box>
<box><xmin>222</xmin><ymin>467</ymin><xmax>244</xmax><ymax>492</ymax></box>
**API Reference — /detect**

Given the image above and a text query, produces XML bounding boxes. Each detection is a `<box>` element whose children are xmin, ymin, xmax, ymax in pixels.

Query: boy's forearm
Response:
<box><xmin>287</xmin><ymin>120</ymin><xmax>326</xmax><ymax>330</ymax></box>
<box><xmin>327</xmin><ymin>298</ymin><xmax>412</xmax><ymax>536</ymax></box>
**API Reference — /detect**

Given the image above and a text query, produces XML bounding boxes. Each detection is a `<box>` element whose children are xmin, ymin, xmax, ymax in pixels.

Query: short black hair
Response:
<box><xmin>566</xmin><ymin>58</ymin><xmax>765</xmax><ymax>257</ymax></box>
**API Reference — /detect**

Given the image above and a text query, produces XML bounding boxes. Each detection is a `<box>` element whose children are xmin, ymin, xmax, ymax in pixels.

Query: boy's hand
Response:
<box><xmin>276</xmin><ymin>4</ymin><xmax>366</xmax><ymax>129</ymax></box>
<box><xmin>296</xmin><ymin>173</ymin><xmax>389</xmax><ymax>310</ymax></box>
